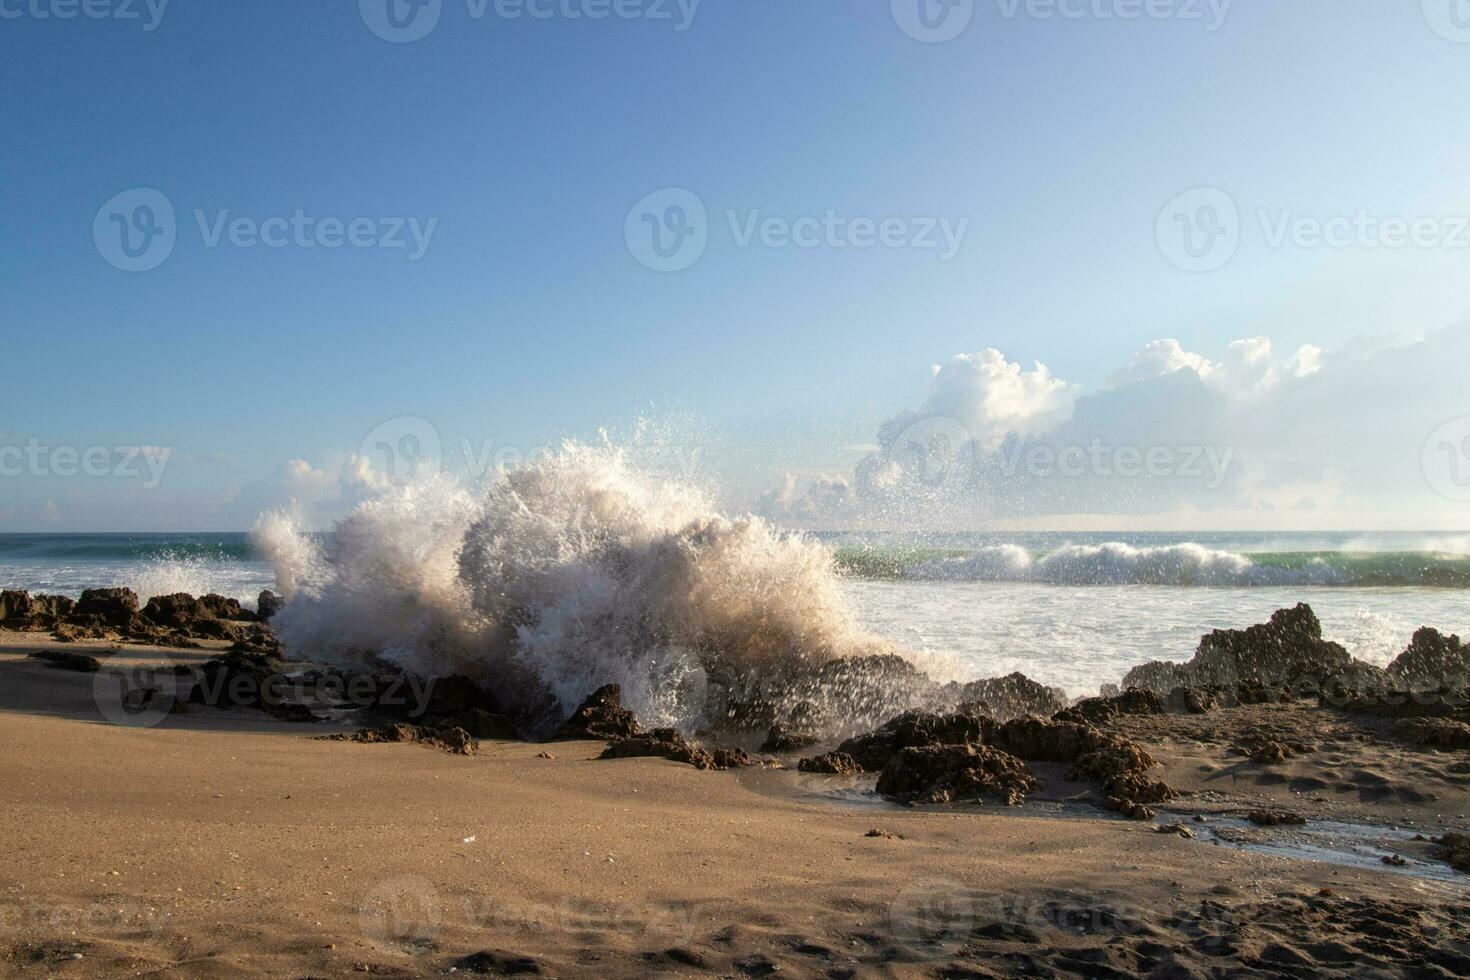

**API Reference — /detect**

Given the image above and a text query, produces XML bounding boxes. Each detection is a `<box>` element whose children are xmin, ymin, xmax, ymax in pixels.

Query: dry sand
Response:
<box><xmin>2</xmin><ymin>631</ymin><xmax>1468</xmax><ymax>978</ymax></box>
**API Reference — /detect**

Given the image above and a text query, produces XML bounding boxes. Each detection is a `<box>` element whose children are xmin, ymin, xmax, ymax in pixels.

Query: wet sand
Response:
<box><xmin>2</xmin><ymin>631</ymin><xmax>1468</xmax><ymax>978</ymax></box>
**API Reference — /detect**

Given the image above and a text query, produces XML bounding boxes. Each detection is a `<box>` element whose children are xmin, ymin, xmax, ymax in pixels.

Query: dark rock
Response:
<box><xmin>198</xmin><ymin>593</ymin><xmax>252</xmax><ymax>621</ymax></box>
<box><xmin>187</xmin><ymin>651</ymin><xmax>318</xmax><ymax>722</ymax></box>
<box><xmin>554</xmin><ymin>683</ymin><xmax>641</xmax><ymax>741</ymax></box>
<box><xmin>140</xmin><ymin>592</ymin><xmax>204</xmax><ymax>628</ymax></box>
<box><xmin>1122</xmin><ymin>604</ymin><xmax>1383</xmax><ymax>694</ymax></box>
<box><xmin>1433</xmin><ymin>833</ymin><xmax>1470</xmax><ymax>873</ymax></box>
<box><xmin>0</xmin><ymin>590</ymin><xmax>74</xmax><ymax>630</ymax></box>
<box><xmin>1386</xmin><ymin>627</ymin><xmax>1470</xmax><ymax>686</ymax></box>
<box><xmin>69</xmin><ymin>587</ymin><xmax>141</xmax><ymax>631</ymax></box>
<box><xmin>437</xmin><ymin>707</ymin><xmax>518</xmax><ymax>740</ymax></box>
<box><xmin>835</xmin><ymin>710</ymin><xmax>994</xmax><ymax>771</ymax></box>
<box><xmin>256</xmin><ymin>590</ymin><xmax>283</xmax><ymax>621</ymax></box>
<box><xmin>956</xmin><ymin>672</ymin><xmax>1068</xmax><ymax>721</ymax></box>
<box><xmin>761</xmin><ymin>722</ymin><xmax>820</xmax><ymax>753</ymax></box>
<box><xmin>659</xmin><ymin>948</ymin><xmax>708</xmax><ymax>968</ymax></box>
<box><xmin>449</xmin><ymin>949</ymin><xmax>541</xmax><ymax>974</ymax></box>
<box><xmin>599</xmin><ymin>728</ymin><xmax>745</xmax><ymax>770</ymax></box>
<box><xmin>1054</xmin><ymin>688</ymin><xmax>1163</xmax><ymax>725</ymax></box>
<box><xmin>1394</xmin><ymin>717</ymin><xmax>1470</xmax><ymax>750</ymax></box>
<box><xmin>323</xmin><ymin>724</ymin><xmax>475</xmax><ymax>756</ymax></box>
<box><xmin>27</xmin><ymin>649</ymin><xmax>101</xmax><ymax>672</ymax></box>
<box><xmin>875</xmin><ymin>743</ymin><xmax>1038</xmax><ymax>805</ymax></box>
<box><xmin>797</xmin><ymin>752</ymin><xmax>863</xmax><ymax>775</ymax></box>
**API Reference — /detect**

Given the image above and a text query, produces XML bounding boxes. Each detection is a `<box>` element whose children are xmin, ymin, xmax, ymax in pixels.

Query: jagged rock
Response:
<box><xmin>0</xmin><ymin>590</ymin><xmax>74</xmax><ymax>630</ymax></box>
<box><xmin>140</xmin><ymin>593</ymin><xmax>205</xmax><ymax>628</ymax></box>
<box><xmin>875</xmin><ymin>743</ymin><xmax>1038</xmax><ymax>805</ymax></box>
<box><xmin>956</xmin><ymin>672</ymin><xmax>1068</xmax><ymax>721</ymax></box>
<box><xmin>760</xmin><ymin>722</ymin><xmax>819</xmax><ymax>753</ymax></box>
<box><xmin>27</xmin><ymin>649</ymin><xmax>101</xmax><ymax>672</ymax></box>
<box><xmin>198</xmin><ymin>593</ymin><xmax>253</xmax><ymax>621</ymax></box>
<box><xmin>322</xmin><ymin>724</ymin><xmax>475</xmax><ymax>756</ymax></box>
<box><xmin>835</xmin><ymin>710</ymin><xmax>994</xmax><ymax>771</ymax></box>
<box><xmin>599</xmin><ymin>728</ymin><xmax>745</xmax><ymax>770</ymax></box>
<box><xmin>1123</xmin><ymin>604</ymin><xmax>1383</xmax><ymax>693</ymax></box>
<box><xmin>990</xmin><ymin>717</ymin><xmax>1174</xmax><ymax>819</ymax></box>
<box><xmin>1054</xmin><ymin>688</ymin><xmax>1164</xmax><ymax>725</ymax></box>
<box><xmin>450</xmin><ymin>950</ymin><xmax>542</xmax><ymax>975</ymax></box>
<box><xmin>257</xmin><ymin>590</ymin><xmax>282</xmax><ymax>621</ymax></box>
<box><xmin>555</xmin><ymin>683</ymin><xmax>641</xmax><ymax>740</ymax></box>
<box><xmin>1387</xmin><ymin>627</ymin><xmax>1470</xmax><ymax>686</ymax></box>
<box><xmin>69</xmin><ymin>587</ymin><xmax>141</xmax><ymax>631</ymax></box>
<box><xmin>1233</xmin><ymin>734</ymin><xmax>1313</xmax><ymax>764</ymax></box>
<box><xmin>797</xmin><ymin>752</ymin><xmax>863</xmax><ymax>775</ymax></box>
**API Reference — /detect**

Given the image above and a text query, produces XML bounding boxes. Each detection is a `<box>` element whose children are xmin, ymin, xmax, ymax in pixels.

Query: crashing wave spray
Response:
<box><xmin>253</xmin><ymin>441</ymin><xmax>898</xmax><ymax>730</ymax></box>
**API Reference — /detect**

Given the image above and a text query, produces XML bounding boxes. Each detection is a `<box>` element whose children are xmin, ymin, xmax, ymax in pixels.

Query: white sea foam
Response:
<box><xmin>256</xmin><ymin>442</ymin><xmax>894</xmax><ymax>729</ymax></box>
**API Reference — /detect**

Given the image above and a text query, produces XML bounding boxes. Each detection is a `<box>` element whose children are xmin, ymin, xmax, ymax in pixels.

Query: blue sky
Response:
<box><xmin>3</xmin><ymin>1</ymin><xmax>1470</xmax><ymax>530</ymax></box>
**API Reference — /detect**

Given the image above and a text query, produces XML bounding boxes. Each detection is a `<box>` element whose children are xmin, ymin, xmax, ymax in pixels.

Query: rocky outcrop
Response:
<box><xmin>1054</xmin><ymin>688</ymin><xmax>1163</xmax><ymax>725</ymax></box>
<box><xmin>69</xmin><ymin>587</ymin><xmax>142</xmax><ymax>632</ymax></box>
<box><xmin>1387</xmin><ymin>627</ymin><xmax>1470</xmax><ymax>686</ymax></box>
<box><xmin>834</xmin><ymin>710</ymin><xmax>995</xmax><ymax>772</ymax></box>
<box><xmin>599</xmin><ymin>728</ymin><xmax>750</xmax><ymax>770</ymax></box>
<box><xmin>875</xmin><ymin>743</ymin><xmax>1038</xmax><ymax>805</ymax></box>
<box><xmin>554</xmin><ymin>683</ymin><xmax>641</xmax><ymax>740</ymax></box>
<box><xmin>953</xmin><ymin>672</ymin><xmax>1068</xmax><ymax>721</ymax></box>
<box><xmin>185</xmin><ymin>652</ymin><xmax>319</xmax><ymax>722</ymax></box>
<box><xmin>1394</xmin><ymin>717</ymin><xmax>1470</xmax><ymax>750</ymax></box>
<box><xmin>1123</xmin><ymin>604</ymin><xmax>1383</xmax><ymax>694</ymax></box>
<box><xmin>760</xmin><ymin>722</ymin><xmax>820</xmax><ymax>753</ymax></box>
<box><xmin>256</xmin><ymin>590</ymin><xmax>283</xmax><ymax>621</ymax></box>
<box><xmin>797</xmin><ymin>752</ymin><xmax>862</xmax><ymax>775</ymax></box>
<box><xmin>0</xmin><ymin>590</ymin><xmax>75</xmax><ymax>630</ymax></box>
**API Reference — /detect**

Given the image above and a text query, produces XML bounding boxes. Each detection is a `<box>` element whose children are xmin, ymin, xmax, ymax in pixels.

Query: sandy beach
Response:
<box><xmin>3</xmin><ymin>622</ymin><xmax>1469</xmax><ymax>978</ymax></box>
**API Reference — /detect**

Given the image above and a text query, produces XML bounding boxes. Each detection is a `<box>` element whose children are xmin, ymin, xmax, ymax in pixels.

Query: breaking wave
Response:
<box><xmin>253</xmin><ymin>442</ymin><xmax>896</xmax><ymax>730</ymax></box>
<box><xmin>881</xmin><ymin>543</ymin><xmax>1470</xmax><ymax>587</ymax></box>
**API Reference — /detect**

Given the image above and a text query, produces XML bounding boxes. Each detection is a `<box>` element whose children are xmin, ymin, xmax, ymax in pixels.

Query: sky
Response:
<box><xmin>2</xmin><ymin>0</ymin><xmax>1470</xmax><ymax>531</ymax></box>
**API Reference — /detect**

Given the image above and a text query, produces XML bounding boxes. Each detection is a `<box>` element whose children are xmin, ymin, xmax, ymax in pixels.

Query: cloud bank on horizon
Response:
<box><xmin>760</xmin><ymin>324</ymin><xmax>1470</xmax><ymax>530</ymax></box>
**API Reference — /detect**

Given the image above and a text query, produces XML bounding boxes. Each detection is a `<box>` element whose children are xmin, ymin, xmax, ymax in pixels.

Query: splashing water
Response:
<box><xmin>254</xmin><ymin>442</ymin><xmax>897</xmax><ymax>730</ymax></box>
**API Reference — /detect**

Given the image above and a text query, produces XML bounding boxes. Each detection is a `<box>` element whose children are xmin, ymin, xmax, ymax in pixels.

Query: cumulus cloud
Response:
<box><xmin>760</xmin><ymin>325</ymin><xmax>1470</xmax><ymax>527</ymax></box>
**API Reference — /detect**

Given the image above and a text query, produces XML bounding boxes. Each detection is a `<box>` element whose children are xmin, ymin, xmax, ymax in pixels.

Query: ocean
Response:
<box><xmin>3</xmin><ymin>528</ymin><xmax>1466</xmax><ymax>699</ymax></box>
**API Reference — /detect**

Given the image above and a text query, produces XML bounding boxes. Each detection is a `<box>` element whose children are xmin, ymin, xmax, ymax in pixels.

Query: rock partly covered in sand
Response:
<box><xmin>599</xmin><ymin>728</ymin><xmax>751</xmax><ymax>771</ymax></box>
<box><xmin>321</xmin><ymin>723</ymin><xmax>475</xmax><ymax>756</ymax></box>
<box><xmin>554</xmin><ymin>683</ymin><xmax>641</xmax><ymax>741</ymax></box>
<box><xmin>27</xmin><ymin>649</ymin><xmax>102</xmax><ymax>672</ymax></box>
<box><xmin>830</xmin><ymin>711</ymin><xmax>995</xmax><ymax>772</ymax></box>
